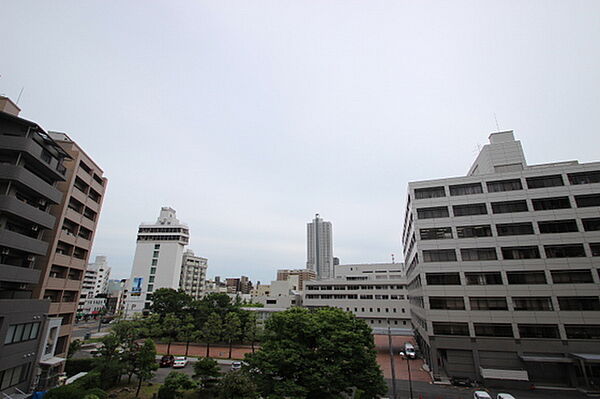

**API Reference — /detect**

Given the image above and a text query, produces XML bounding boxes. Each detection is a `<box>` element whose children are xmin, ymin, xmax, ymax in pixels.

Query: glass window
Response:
<box><xmin>491</xmin><ymin>200</ymin><xmax>528</xmax><ymax>214</ymax></box>
<box><xmin>154</xmin><ymin>244</ymin><xmax>160</xmax><ymax>249</ymax></box>
<box><xmin>456</xmin><ymin>224</ymin><xmax>492</xmax><ymax>238</ymax></box>
<box><xmin>513</xmin><ymin>297</ymin><xmax>553</xmax><ymax>311</ymax></box>
<box><xmin>567</xmin><ymin>171</ymin><xmax>600</xmax><ymax>185</ymax></box>
<box><xmin>551</xmin><ymin>269</ymin><xmax>593</xmax><ymax>284</ymax></box>
<box><xmin>526</xmin><ymin>175</ymin><xmax>564</xmax><ymax>189</ymax></box>
<box><xmin>460</xmin><ymin>248</ymin><xmax>498</xmax><ymax>261</ymax></box>
<box><xmin>583</xmin><ymin>218</ymin><xmax>600</xmax><ymax>231</ymax></box>
<box><xmin>148</xmin><ymin>276</ymin><xmax>155</xmax><ymax>283</ymax></box>
<box><xmin>474</xmin><ymin>323</ymin><xmax>513</xmax><ymax>337</ymax></box>
<box><xmin>153</xmin><ymin>251</ymin><xmax>159</xmax><ymax>258</ymax></box>
<box><xmin>453</xmin><ymin>203</ymin><xmax>487</xmax><ymax>216</ymax></box>
<box><xmin>507</xmin><ymin>271</ymin><xmax>546</xmax><ymax>284</ymax></box>
<box><xmin>575</xmin><ymin>194</ymin><xmax>600</xmax><ymax>208</ymax></box>
<box><xmin>518</xmin><ymin>324</ymin><xmax>560</xmax><ymax>339</ymax></box>
<box><xmin>591</xmin><ymin>243</ymin><xmax>600</xmax><ymax>257</ymax></box>
<box><xmin>422</xmin><ymin>249</ymin><xmax>457</xmax><ymax>262</ymax></box>
<box><xmin>150</xmin><ymin>267</ymin><xmax>156</xmax><ymax>275</ymax></box>
<box><xmin>496</xmin><ymin>222</ymin><xmax>534</xmax><ymax>236</ymax></box>
<box><xmin>558</xmin><ymin>296</ymin><xmax>600</xmax><ymax>311</ymax></box>
<box><xmin>417</xmin><ymin>206</ymin><xmax>449</xmax><ymax>219</ymax></box>
<box><xmin>532</xmin><ymin>197</ymin><xmax>571</xmax><ymax>210</ymax></box>
<box><xmin>487</xmin><ymin>178</ymin><xmax>523</xmax><ymax>192</ymax></box>
<box><xmin>147</xmin><ymin>284</ymin><xmax>154</xmax><ymax>292</ymax></box>
<box><xmin>502</xmin><ymin>246</ymin><xmax>541</xmax><ymax>259</ymax></box>
<box><xmin>3</xmin><ymin>326</ymin><xmax>15</xmax><ymax>344</ymax></box>
<box><xmin>544</xmin><ymin>244</ymin><xmax>586</xmax><ymax>258</ymax></box>
<box><xmin>465</xmin><ymin>272</ymin><xmax>503</xmax><ymax>285</ymax></box>
<box><xmin>432</xmin><ymin>322</ymin><xmax>469</xmax><ymax>336</ymax></box>
<box><xmin>151</xmin><ymin>259</ymin><xmax>158</xmax><ymax>266</ymax></box>
<box><xmin>429</xmin><ymin>297</ymin><xmax>465</xmax><ymax>310</ymax></box>
<box><xmin>449</xmin><ymin>183</ymin><xmax>483</xmax><ymax>196</ymax></box>
<box><xmin>3</xmin><ymin>323</ymin><xmax>40</xmax><ymax>344</ymax></box>
<box><xmin>565</xmin><ymin>325</ymin><xmax>600</xmax><ymax>339</ymax></box>
<box><xmin>470</xmin><ymin>297</ymin><xmax>508</xmax><ymax>310</ymax></box>
<box><xmin>419</xmin><ymin>227</ymin><xmax>453</xmax><ymax>240</ymax></box>
<box><xmin>414</xmin><ymin>186</ymin><xmax>446</xmax><ymax>199</ymax></box>
<box><xmin>538</xmin><ymin>219</ymin><xmax>578</xmax><ymax>234</ymax></box>
<box><xmin>426</xmin><ymin>273</ymin><xmax>461</xmax><ymax>285</ymax></box>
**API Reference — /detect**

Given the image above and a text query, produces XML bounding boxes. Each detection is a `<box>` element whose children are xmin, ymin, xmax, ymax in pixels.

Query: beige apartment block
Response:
<box><xmin>276</xmin><ymin>268</ymin><xmax>316</xmax><ymax>290</ymax></box>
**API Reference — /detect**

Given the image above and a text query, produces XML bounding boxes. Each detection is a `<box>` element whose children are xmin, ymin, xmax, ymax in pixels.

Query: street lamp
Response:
<box><xmin>399</xmin><ymin>351</ymin><xmax>414</xmax><ymax>399</ymax></box>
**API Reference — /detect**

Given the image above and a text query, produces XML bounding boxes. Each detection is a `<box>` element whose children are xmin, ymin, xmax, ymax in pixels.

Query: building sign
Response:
<box><xmin>131</xmin><ymin>277</ymin><xmax>143</xmax><ymax>296</ymax></box>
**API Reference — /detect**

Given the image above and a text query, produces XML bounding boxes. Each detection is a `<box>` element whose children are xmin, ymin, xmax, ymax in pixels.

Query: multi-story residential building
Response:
<box><xmin>179</xmin><ymin>249</ymin><xmax>207</xmax><ymax>299</ymax></box>
<box><xmin>276</xmin><ymin>268</ymin><xmax>316</xmax><ymax>290</ymax></box>
<box><xmin>35</xmin><ymin>131</ymin><xmax>106</xmax><ymax>361</ymax></box>
<box><xmin>250</xmin><ymin>283</ymin><xmax>271</xmax><ymax>298</ymax></box>
<box><xmin>77</xmin><ymin>256</ymin><xmax>111</xmax><ymax>316</ymax></box>
<box><xmin>106</xmin><ymin>278</ymin><xmax>127</xmax><ymax>315</ymax></box>
<box><xmin>306</xmin><ymin>213</ymin><xmax>334</xmax><ymax>279</ymax></box>
<box><xmin>0</xmin><ymin>98</ymin><xmax>69</xmax><ymax>396</ymax></box>
<box><xmin>303</xmin><ymin>263</ymin><xmax>410</xmax><ymax>330</ymax></box>
<box><xmin>225</xmin><ymin>276</ymin><xmax>252</xmax><ymax>295</ymax></box>
<box><xmin>254</xmin><ymin>277</ymin><xmax>303</xmax><ymax>308</ymax></box>
<box><xmin>403</xmin><ymin>131</ymin><xmax>600</xmax><ymax>388</ymax></box>
<box><xmin>123</xmin><ymin>207</ymin><xmax>189</xmax><ymax>317</ymax></box>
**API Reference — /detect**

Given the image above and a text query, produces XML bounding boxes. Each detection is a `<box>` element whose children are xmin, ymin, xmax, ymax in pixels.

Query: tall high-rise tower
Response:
<box><xmin>123</xmin><ymin>207</ymin><xmax>189</xmax><ymax>317</ymax></box>
<box><xmin>306</xmin><ymin>214</ymin><xmax>333</xmax><ymax>279</ymax></box>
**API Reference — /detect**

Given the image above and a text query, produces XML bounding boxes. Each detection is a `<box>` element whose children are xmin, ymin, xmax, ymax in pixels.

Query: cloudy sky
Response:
<box><xmin>1</xmin><ymin>1</ymin><xmax>599</xmax><ymax>282</ymax></box>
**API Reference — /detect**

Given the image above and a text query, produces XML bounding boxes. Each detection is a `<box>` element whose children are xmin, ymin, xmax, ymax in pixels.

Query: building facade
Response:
<box><xmin>77</xmin><ymin>256</ymin><xmax>111</xmax><ymax>315</ymax></box>
<box><xmin>403</xmin><ymin>131</ymin><xmax>600</xmax><ymax>388</ymax></box>
<box><xmin>179</xmin><ymin>249</ymin><xmax>207</xmax><ymax>299</ymax></box>
<box><xmin>306</xmin><ymin>213</ymin><xmax>334</xmax><ymax>279</ymax></box>
<box><xmin>276</xmin><ymin>268</ymin><xmax>316</xmax><ymax>290</ymax></box>
<box><xmin>124</xmin><ymin>207</ymin><xmax>189</xmax><ymax>316</ymax></box>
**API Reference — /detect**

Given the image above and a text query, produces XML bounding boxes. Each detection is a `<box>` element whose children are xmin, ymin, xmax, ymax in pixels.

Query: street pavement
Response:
<box><xmin>71</xmin><ymin>319</ymin><xmax>110</xmax><ymax>339</ymax></box>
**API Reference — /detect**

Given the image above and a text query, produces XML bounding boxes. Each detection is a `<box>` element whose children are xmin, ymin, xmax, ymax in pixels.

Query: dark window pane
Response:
<box><xmin>449</xmin><ymin>183</ymin><xmax>483</xmax><ymax>196</ymax></box>
<box><xmin>429</xmin><ymin>297</ymin><xmax>465</xmax><ymax>310</ymax></box>
<box><xmin>583</xmin><ymin>218</ymin><xmax>600</xmax><ymax>231</ymax></box>
<box><xmin>551</xmin><ymin>269</ymin><xmax>593</xmax><ymax>284</ymax></box>
<box><xmin>423</xmin><ymin>249</ymin><xmax>457</xmax><ymax>262</ymax></box>
<box><xmin>470</xmin><ymin>297</ymin><xmax>508</xmax><ymax>310</ymax></box>
<box><xmin>575</xmin><ymin>194</ymin><xmax>600</xmax><ymax>208</ymax></box>
<box><xmin>502</xmin><ymin>246</ymin><xmax>541</xmax><ymax>260</ymax></box>
<box><xmin>474</xmin><ymin>323</ymin><xmax>514</xmax><ymax>337</ymax></box>
<box><xmin>526</xmin><ymin>175</ymin><xmax>564</xmax><ymax>189</ymax></box>
<box><xmin>415</xmin><ymin>186</ymin><xmax>446</xmax><ymax>199</ymax></box>
<box><xmin>558</xmin><ymin>296</ymin><xmax>600</xmax><ymax>311</ymax></box>
<box><xmin>432</xmin><ymin>322</ymin><xmax>469</xmax><ymax>336</ymax></box>
<box><xmin>544</xmin><ymin>244</ymin><xmax>586</xmax><ymax>258</ymax></box>
<box><xmin>538</xmin><ymin>220</ymin><xmax>578</xmax><ymax>234</ymax></box>
<box><xmin>420</xmin><ymin>227</ymin><xmax>453</xmax><ymax>240</ymax></box>
<box><xmin>491</xmin><ymin>200</ymin><xmax>529</xmax><ymax>214</ymax></box>
<box><xmin>417</xmin><ymin>206</ymin><xmax>449</xmax><ymax>219</ymax></box>
<box><xmin>496</xmin><ymin>222</ymin><xmax>534</xmax><ymax>236</ymax></box>
<box><xmin>568</xmin><ymin>171</ymin><xmax>600</xmax><ymax>185</ymax></box>
<box><xmin>487</xmin><ymin>179</ymin><xmax>523</xmax><ymax>192</ymax></box>
<box><xmin>565</xmin><ymin>325</ymin><xmax>600</xmax><ymax>339</ymax></box>
<box><xmin>513</xmin><ymin>297</ymin><xmax>553</xmax><ymax>311</ymax></box>
<box><xmin>426</xmin><ymin>273</ymin><xmax>461</xmax><ymax>285</ymax></box>
<box><xmin>465</xmin><ymin>272</ymin><xmax>503</xmax><ymax>285</ymax></box>
<box><xmin>518</xmin><ymin>324</ymin><xmax>560</xmax><ymax>339</ymax></box>
<box><xmin>453</xmin><ymin>203</ymin><xmax>487</xmax><ymax>216</ymax></box>
<box><xmin>591</xmin><ymin>243</ymin><xmax>600</xmax><ymax>257</ymax></box>
<box><xmin>456</xmin><ymin>225</ymin><xmax>492</xmax><ymax>238</ymax></box>
<box><xmin>460</xmin><ymin>248</ymin><xmax>498</xmax><ymax>261</ymax></box>
<box><xmin>507</xmin><ymin>271</ymin><xmax>546</xmax><ymax>284</ymax></box>
<box><xmin>532</xmin><ymin>197</ymin><xmax>571</xmax><ymax>210</ymax></box>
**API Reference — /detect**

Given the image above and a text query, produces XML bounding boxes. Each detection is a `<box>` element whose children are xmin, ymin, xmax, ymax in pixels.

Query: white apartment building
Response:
<box><xmin>77</xmin><ymin>256</ymin><xmax>110</xmax><ymax>314</ymax></box>
<box><xmin>124</xmin><ymin>207</ymin><xmax>190</xmax><ymax>316</ymax></box>
<box><xmin>307</xmin><ymin>213</ymin><xmax>334</xmax><ymax>279</ymax></box>
<box><xmin>403</xmin><ymin>131</ymin><xmax>600</xmax><ymax>389</ymax></box>
<box><xmin>303</xmin><ymin>263</ymin><xmax>411</xmax><ymax>330</ymax></box>
<box><xmin>179</xmin><ymin>249</ymin><xmax>208</xmax><ymax>299</ymax></box>
<box><xmin>254</xmin><ymin>277</ymin><xmax>303</xmax><ymax>308</ymax></box>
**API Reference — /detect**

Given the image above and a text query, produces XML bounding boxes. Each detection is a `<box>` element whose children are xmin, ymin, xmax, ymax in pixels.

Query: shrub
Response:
<box><xmin>65</xmin><ymin>358</ymin><xmax>95</xmax><ymax>376</ymax></box>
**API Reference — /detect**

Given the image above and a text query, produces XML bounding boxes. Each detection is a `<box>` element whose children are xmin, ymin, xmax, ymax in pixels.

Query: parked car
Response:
<box><xmin>173</xmin><ymin>356</ymin><xmax>188</xmax><ymax>368</ymax></box>
<box><xmin>450</xmin><ymin>376</ymin><xmax>473</xmax><ymax>387</ymax></box>
<box><xmin>230</xmin><ymin>361</ymin><xmax>242</xmax><ymax>371</ymax></box>
<box><xmin>473</xmin><ymin>391</ymin><xmax>492</xmax><ymax>399</ymax></box>
<box><xmin>403</xmin><ymin>342</ymin><xmax>416</xmax><ymax>359</ymax></box>
<box><xmin>159</xmin><ymin>355</ymin><xmax>175</xmax><ymax>367</ymax></box>
<box><xmin>497</xmin><ymin>394</ymin><xmax>516</xmax><ymax>399</ymax></box>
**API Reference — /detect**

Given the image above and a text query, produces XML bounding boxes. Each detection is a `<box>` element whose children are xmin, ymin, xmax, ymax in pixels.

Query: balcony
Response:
<box><xmin>0</xmin><ymin>164</ymin><xmax>62</xmax><ymax>203</ymax></box>
<box><xmin>0</xmin><ymin>263</ymin><xmax>40</xmax><ymax>284</ymax></box>
<box><xmin>0</xmin><ymin>228</ymin><xmax>48</xmax><ymax>255</ymax></box>
<box><xmin>1</xmin><ymin>136</ymin><xmax>66</xmax><ymax>180</ymax></box>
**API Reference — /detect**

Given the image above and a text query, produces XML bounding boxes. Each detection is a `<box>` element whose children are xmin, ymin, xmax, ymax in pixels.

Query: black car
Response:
<box><xmin>159</xmin><ymin>355</ymin><xmax>175</xmax><ymax>367</ymax></box>
<box><xmin>450</xmin><ymin>376</ymin><xmax>473</xmax><ymax>387</ymax></box>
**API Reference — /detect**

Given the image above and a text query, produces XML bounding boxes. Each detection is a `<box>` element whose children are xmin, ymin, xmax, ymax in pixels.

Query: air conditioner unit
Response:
<box><xmin>1</xmin><ymin>249</ymin><xmax>9</xmax><ymax>255</ymax></box>
<box><xmin>27</xmin><ymin>255</ymin><xmax>35</xmax><ymax>262</ymax></box>
<box><xmin>38</xmin><ymin>199</ymin><xmax>47</xmax><ymax>207</ymax></box>
<box><xmin>31</xmin><ymin>225</ymin><xmax>39</xmax><ymax>232</ymax></box>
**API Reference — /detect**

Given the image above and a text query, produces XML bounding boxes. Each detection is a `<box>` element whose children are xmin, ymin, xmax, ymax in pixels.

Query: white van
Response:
<box><xmin>497</xmin><ymin>394</ymin><xmax>516</xmax><ymax>399</ymax></box>
<box><xmin>473</xmin><ymin>391</ymin><xmax>492</xmax><ymax>399</ymax></box>
<box><xmin>403</xmin><ymin>342</ymin><xmax>416</xmax><ymax>359</ymax></box>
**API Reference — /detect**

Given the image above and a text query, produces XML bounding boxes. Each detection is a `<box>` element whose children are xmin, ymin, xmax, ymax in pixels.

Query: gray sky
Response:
<box><xmin>1</xmin><ymin>1</ymin><xmax>599</xmax><ymax>282</ymax></box>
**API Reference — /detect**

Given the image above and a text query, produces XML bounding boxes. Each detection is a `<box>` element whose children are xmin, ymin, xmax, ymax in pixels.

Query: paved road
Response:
<box><xmin>150</xmin><ymin>360</ymin><xmax>232</xmax><ymax>383</ymax></box>
<box><xmin>71</xmin><ymin>319</ymin><xmax>110</xmax><ymax>339</ymax></box>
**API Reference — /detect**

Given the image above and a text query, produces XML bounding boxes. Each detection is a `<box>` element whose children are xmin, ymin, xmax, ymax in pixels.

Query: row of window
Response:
<box><xmin>0</xmin><ymin>363</ymin><xmax>30</xmax><ymax>391</ymax></box>
<box><xmin>428</xmin><ymin>295</ymin><xmax>600</xmax><ymax>311</ymax></box>
<box><xmin>414</xmin><ymin>171</ymin><xmax>600</xmax><ymax>200</ymax></box>
<box><xmin>431</xmin><ymin>322</ymin><xmax>599</xmax><ymax>340</ymax></box>
<box><xmin>417</xmin><ymin>194</ymin><xmax>600</xmax><ymax>219</ymax></box>
<box><xmin>420</xmin><ymin>217</ymin><xmax>600</xmax><ymax>241</ymax></box>
<box><xmin>3</xmin><ymin>322</ymin><xmax>40</xmax><ymax>345</ymax></box>
<box><xmin>306</xmin><ymin>284</ymin><xmax>406</xmax><ymax>291</ymax></box>
<box><xmin>422</xmin><ymin>243</ymin><xmax>599</xmax><ymax>262</ymax></box>
<box><xmin>305</xmin><ymin>294</ymin><xmax>405</xmax><ymax>300</ymax></box>
<box><xmin>425</xmin><ymin>269</ymin><xmax>599</xmax><ymax>286</ymax></box>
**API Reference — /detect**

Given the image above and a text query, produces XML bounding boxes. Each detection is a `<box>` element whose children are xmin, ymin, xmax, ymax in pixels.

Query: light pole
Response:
<box><xmin>387</xmin><ymin>324</ymin><xmax>397</xmax><ymax>399</ymax></box>
<box><xmin>399</xmin><ymin>351</ymin><xmax>414</xmax><ymax>399</ymax></box>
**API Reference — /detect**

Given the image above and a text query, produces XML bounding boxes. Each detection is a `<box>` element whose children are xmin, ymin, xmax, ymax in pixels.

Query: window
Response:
<box><xmin>151</xmin><ymin>259</ymin><xmax>158</xmax><ymax>266</ymax></box>
<box><xmin>551</xmin><ymin>269</ymin><xmax>593</xmax><ymax>284</ymax></box>
<box><xmin>591</xmin><ymin>243</ymin><xmax>600</xmax><ymax>256</ymax></box>
<box><xmin>513</xmin><ymin>297</ymin><xmax>553</xmax><ymax>311</ymax></box>
<box><xmin>532</xmin><ymin>197</ymin><xmax>571</xmax><ymax>210</ymax></box>
<box><xmin>449</xmin><ymin>183</ymin><xmax>483</xmax><ymax>196</ymax></box>
<box><xmin>575</xmin><ymin>194</ymin><xmax>600</xmax><ymax>207</ymax></box>
<box><xmin>456</xmin><ymin>224</ymin><xmax>492</xmax><ymax>238</ymax></box>
<box><xmin>147</xmin><ymin>284</ymin><xmax>154</xmax><ymax>292</ymax></box>
<box><xmin>423</xmin><ymin>249</ymin><xmax>457</xmax><ymax>262</ymax></box>
<box><xmin>153</xmin><ymin>251</ymin><xmax>160</xmax><ymax>258</ymax></box>
<box><xmin>507</xmin><ymin>271</ymin><xmax>546</xmax><ymax>284</ymax></box>
<box><xmin>415</xmin><ymin>186</ymin><xmax>446</xmax><ymax>199</ymax></box>
<box><xmin>432</xmin><ymin>322</ymin><xmax>469</xmax><ymax>336</ymax></box>
<box><xmin>518</xmin><ymin>324</ymin><xmax>560</xmax><ymax>339</ymax></box>
<box><xmin>502</xmin><ymin>246</ymin><xmax>541</xmax><ymax>259</ymax></box>
<box><xmin>460</xmin><ymin>248</ymin><xmax>497</xmax><ymax>261</ymax></box>
<box><xmin>465</xmin><ymin>272</ymin><xmax>503</xmax><ymax>285</ymax></box>
<box><xmin>154</xmin><ymin>244</ymin><xmax>160</xmax><ymax>249</ymax></box>
<box><xmin>526</xmin><ymin>175</ymin><xmax>564</xmax><ymax>189</ymax></box>
<box><xmin>417</xmin><ymin>206</ymin><xmax>449</xmax><ymax>219</ymax></box>
<box><xmin>496</xmin><ymin>222</ymin><xmax>534</xmax><ymax>236</ymax></box>
<box><xmin>567</xmin><ymin>171</ymin><xmax>600</xmax><ymax>185</ymax></box>
<box><xmin>545</xmin><ymin>244</ymin><xmax>586</xmax><ymax>258</ymax></box>
<box><xmin>487</xmin><ymin>179</ymin><xmax>523</xmax><ymax>192</ymax></box>
<box><xmin>3</xmin><ymin>322</ymin><xmax>41</xmax><ymax>344</ymax></box>
<box><xmin>426</xmin><ymin>273</ymin><xmax>461</xmax><ymax>285</ymax></box>
<box><xmin>491</xmin><ymin>200</ymin><xmax>528</xmax><ymax>214</ymax></box>
<box><xmin>0</xmin><ymin>363</ymin><xmax>30</xmax><ymax>390</ymax></box>
<box><xmin>420</xmin><ymin>227</ymin><xmax>453</xmax><ymax>240</ymax></box>
<box><xmin>453</xmin><ymin>203</ymin><xmax>487</xmax><ymax>216</ymax></box>
<box><xmin>474</xmin><ymin>323</ymin><xmax>513</xmax><ymax>337</ymax></box>
<box><xmin>558</xmin><ymin>296</ymin><xmax>600</xmax><ymax>311</ymax></box>
<box><xmin>583</xmin><ymin>218</ymin><xmax>600</xmax><ymax>231</ymax></box>
<box><xmin>565</xmin><ymin>325</ymin><xmax>600</xmax><ymax>339</ymax></box>
<box><xmin>148</xmin><ymin>276</ymin><xmax>155</xmax><ymax>283</ymax></box>
<box><xmin>150</xmin><ymin>267</ymin><xmax>156</xmax><ymax>275</ymax></box>
<box><xmin>538</xmin><ymin>220</ymin><xmax>578</xmax><ymax>234</ymax></box>
<box><xmin>470</xmin><ymin>297</ymin><xmax>508</xmax><ymax>310</ymax></box>
<box><xmin>429</xmin><ymin>297</ymin><xmax>465</xmax><ymax>310</ymax></box>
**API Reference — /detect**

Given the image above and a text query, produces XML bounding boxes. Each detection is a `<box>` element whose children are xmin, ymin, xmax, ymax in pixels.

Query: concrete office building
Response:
<box><xmin>0</xmin><ymin>99</ymin><xmax>69</xmax><ymax>396</ymax></box>
<box><xmin>124</xmin><ymin>207</ymin><xmax>189</xmax><ymax>316</ymax></box>
<box><xmin>179</xmin><ymin>249</ymin><xmax>207</xmax><ymax>299</ymax></box>
<box><xmin>303</xmin><ymin>263</ymin><xmax>410</xmax><ymax>330</ymax></box>
<box><xmin>276</xmin><ymin>268</ymin><xmax>316</xmax><ymax>290</ymax></box>
<box><xmin>306</xmin><ymin>214</ymin><xmax>334</xmax><ymax>279</ymax></box>
<box><xmin>403</xmin><ymin>131</ymin><xmax>600</xmax><ymax>388</ymax></box>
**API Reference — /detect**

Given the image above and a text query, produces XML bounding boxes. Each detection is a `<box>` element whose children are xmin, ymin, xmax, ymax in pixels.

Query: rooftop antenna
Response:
<box><xmin>16</xmin><ymin>87</ymin><xmax>24</xmax><ymax>104</ymax></box>
<box><xmin>494</xmin><ymin>112</ymin><xmax>500</xmax><ymax>132</ymax></box>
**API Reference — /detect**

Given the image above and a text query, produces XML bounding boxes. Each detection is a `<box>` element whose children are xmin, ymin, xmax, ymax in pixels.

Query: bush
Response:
<box><xmin>78</xmin><ymin>370</ymin><xmax>102</xmax><ymax>390</ymax></box>
<box><xmin>65</xmin><ymin>358</ymin><xmax>95</xmax><ymax>376</ymax></box>
<box><xmin>45</xmin><ymin>384</ymin><xmax>86</xmax><ymax>399</ymax></box>
<box><xmin>83</xmin><ymin>387</ymin><xmax>108</xmax><ymax>399</ymax></box>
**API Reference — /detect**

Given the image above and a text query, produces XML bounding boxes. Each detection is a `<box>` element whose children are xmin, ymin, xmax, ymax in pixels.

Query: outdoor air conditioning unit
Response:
<box><xmin>27</xmin><ymin>255</ymin><xmax>36</xmax><ymax>262</ymax></box>
<box><xmin>38</xmin><ymin>199</ymin><xmax>47</xmax><ymax>207</ymax></box>
<box><xmin>1</xmin><ymin>249</ymin><xmax>9</xmax><ymax>255</ymax></box>
<box><xmin>31</xmin><ymin>225</ymin><xmax>39</xmax><ymax>232</ymax></box>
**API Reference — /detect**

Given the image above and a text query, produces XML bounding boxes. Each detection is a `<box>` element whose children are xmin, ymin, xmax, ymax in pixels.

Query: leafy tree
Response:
<box><xmin>200</xmin><ymin>293</ymin><xmax>235</xmax><ymax>317</ymax></box>
<box><xmin>68</xmin><ymin>339</ymin><xmax>82</xmax><ymax>358</ymax></box>
<box><xmin>158</xmin><ymin>372</ymin><xmax>197</xmax><ymax>399</ymax></box>
<box><xmin>244</xmin><ymin>307</ymin><xmax>387</xmax><ymax>399</ymax></box>
<box><xmin>193</xmin><ymin>357</ymin><xmax>221</xmax><ymax>390</ymax></box>
<box><xmin>134</xmin><ymin>339</ymin><xmax>159</xmax><ymax>397</ymax></box>
<box><xmin>151</xmin><ymin>288</ymin><xmax>192</xmax><ymax>320</ymax></box>
<box><xmin>177</xmin><ymin>314</ymin><xmax>196</xmax><ymax>356</ymax></box>
<box><xmin>161</xmin><ymin>313</ymin><xmax>183</xmax><ymax>355</ymax></box>
<box><xmin>243</xmin><ymin>312</ymin><xmax>260</xmax><ymax>353</ymax></box>
<box><xmin>93</xmin><ymin>334</ymin><xmax>124</xmax><ymax>387</ymax></box>
<box><xmin>201</xmin><ymin>313</ymin><xmax>222</xmax><ymax>357</ymax></box>
<box><xmin>223</xmin><ymin>312</ymin><xmax>241</xmax><ymax>359</ymax></box>
<box><xmin>217</xmin><ymin>371</ymin><xmax>259</xmax><ymax>399</ymax></box>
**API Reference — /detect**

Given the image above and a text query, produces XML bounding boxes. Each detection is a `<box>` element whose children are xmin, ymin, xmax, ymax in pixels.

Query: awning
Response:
<box><xmin>39</xmin><ymin>356</ymin><xmax>66</xmax><ymax>366</ymax></box>
<box><xmin>519</xmin><ymin>355</ymin><xmax>573</xmax><ymax>363</ymax></box>
<box><xmin>570</xmin><ymin>353</ymin><xmax>600</xmax><ymax>363</ymax></box>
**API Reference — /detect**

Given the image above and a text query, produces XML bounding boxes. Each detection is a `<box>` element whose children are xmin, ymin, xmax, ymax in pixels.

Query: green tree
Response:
<box><xmin>223</xmin><ymin>312</ymin><xmax>241</xmax><ymax>359</ymax></box>
<box><xmin>193</xmin><ymin>357</ymin><xmax>221</xmax><ymax>390</ymax></box>
<box><xmin>217</xmin><ymin>371</ymin><xmax>259</xmax><ymax>399</ymax></box>
<box><xmin>244</xmin><ymin>307</ymin><xmax>387</xmax><ymax>399</ymax></box>
<box><xmin>177</xmin><ymin>314</ymin><xmax>196</xmax><ymax>356</ymax></box>
<box><xmin>68</xmin><ymin>339</ymin><xmax>82</xmax><ymax>358</ymax></box>
<box><xmin>151</xmin><ymin>288</ymin><xmax>192</xmax><ymax>320</ymax></box>
<box><xmin>161</xmin><ymin>313</ymin><xmax>183</xmax><ymax>355</ymax></box>
<box><xmin>243</xmin><ymin>312</ymin><xmax>260</xmax><ymax>353</ymax></box>
<box><xmin>93</xmin><ymin>334</ymin><xmax>124</xmax><ymax>387</ymax></box>
<box><xmin>158</xmin><ymin>371</ymin><xmax>197</xmax><ymax>399</ymax></box>
<box><xmin>202</xmin><ymin>313</ymin><xmax>222</xmax><ymax>357</ymax></box>
<box><xmin>134</xmin><ymin>339</ymin><xmax>159</xmax><ymax>397</ymax></box>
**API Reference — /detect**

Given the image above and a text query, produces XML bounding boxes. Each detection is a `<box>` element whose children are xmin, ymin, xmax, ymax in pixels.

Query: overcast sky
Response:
<box><xmin>1</xmin><ymin>1</ymin><xmax>599</xmax><ymax>282</ymax></box>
